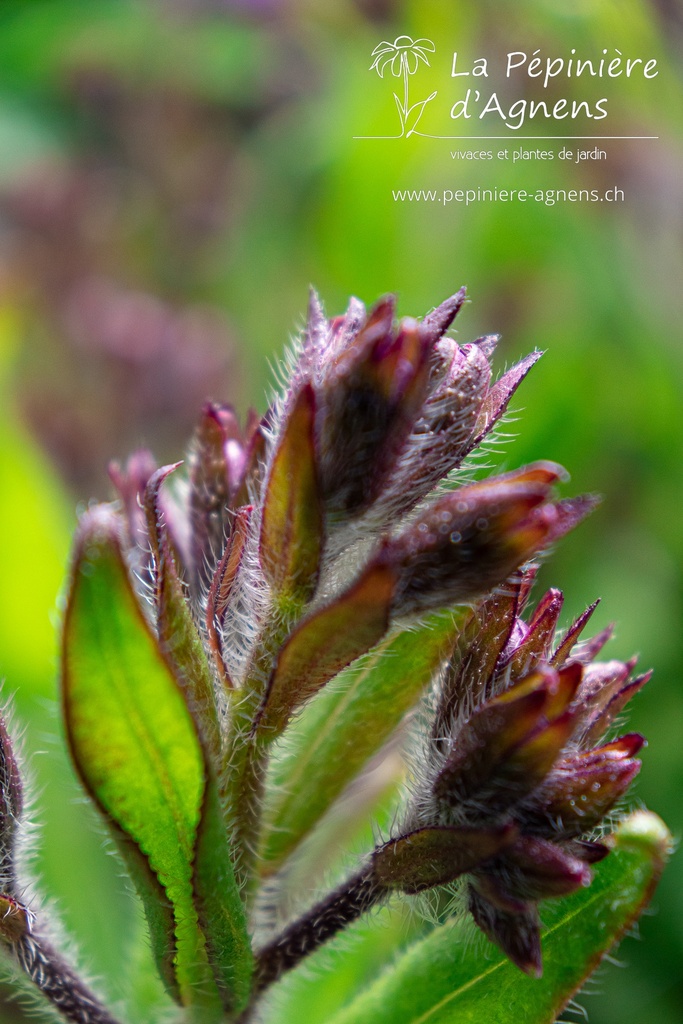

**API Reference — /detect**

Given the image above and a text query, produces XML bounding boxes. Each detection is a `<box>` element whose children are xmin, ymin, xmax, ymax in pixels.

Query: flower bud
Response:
<box><xmin>315</xmin><ymin>299</ymin><xmax>432</xmax><ymax>519</ymax></box>
<box><xmin>378</xmin><ymin>463</ymin><xmax>589</xmax><ymax>617</ymax></box>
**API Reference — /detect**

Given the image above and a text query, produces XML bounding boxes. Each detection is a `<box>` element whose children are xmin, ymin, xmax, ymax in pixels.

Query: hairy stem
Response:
<box><xmin>13</xmin><ymin>933</ymin><xmax>122</xmax><ymax>1024</ymax></box>
<box><xmin>221</xmin><ymin>725</ymin><xmax>269</xmax><ymax>897</ymax></box>
<box><xmin>253</xmin><ymin>866</ymin><xmax>385</xmax><ymax>995</ymax></box>
<box><xmin>221</xmin><ymin>607</ymin><xmax>303</xmax><ymax>896</ymax></box>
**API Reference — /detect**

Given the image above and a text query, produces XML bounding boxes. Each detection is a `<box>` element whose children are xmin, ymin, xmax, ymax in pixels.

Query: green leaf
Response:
<box><xmin>144</xmin><ymin>465</ymin><xmax>222</xmax><ymax>760</ymax></box>
<box><xmin>260</xmin><ymin>384</ymin><xmax>323</xmax><ymax>605</ymax></box>
<box><xmin>260</xmin><ymin>610</ymin><xmax>464</xmax><ymax>873</ymax></box>
<box><xmin>61</xmin><ymin>506</ymin><xmax>219</xmax><ymax>1009</ymax></box>
<box><xmin>325</xmin><ymin>811</ymin><xmax>671</xmax><ymax>1024</ymax></box>
<box><xmin>192</xmin><ymin>776</ymin><xmax>254</xmax><ymax>1013</ymax></box>
<box><xmin>254</xmin><ymin>564</ymin><xmax>396</xmax><ymax>740</ymax></box>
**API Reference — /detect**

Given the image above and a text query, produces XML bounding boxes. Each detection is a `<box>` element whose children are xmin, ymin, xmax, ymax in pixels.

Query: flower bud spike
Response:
<box><xmin>469</xmin><ymin>350</ymin><xmax>543</xmax><ymax>451</ymax></box>
<box><xmin>550</xmin><ymin>599</ymin><xmax>600</xmax><ymax>666</ymax></box>
<box><xmin>56</xmin><ymin>286</ymin><xmax>658</xmax><ymax>996</ymax></box>
<box><xmin>421</xmin><ymin>285</ymin><xmax>467</xmax><ymax>344</ymax></box>
<box><xmin>504</xmin><ymin>588</ymin><xmax>564</xmax><ymax>677</ymax></box>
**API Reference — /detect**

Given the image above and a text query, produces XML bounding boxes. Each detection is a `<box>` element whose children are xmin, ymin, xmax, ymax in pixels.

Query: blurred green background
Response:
<box><xmin>0</xmin><ymin>0</ymin><xmax>680</xmax><ymax>1021</ymax></box>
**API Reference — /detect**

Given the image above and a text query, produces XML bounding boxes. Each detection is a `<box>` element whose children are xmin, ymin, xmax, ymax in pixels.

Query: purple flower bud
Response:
<box><xmin>378</xmin><ymin>463</ymin><xmax>588</xmax><ymax>617</ymax></box>
<box><xmin>315</xmin><ymin>300</ymin><xmax>432</xmax><ymax>519</ymax></box>
<box><xmin>480</xmin><ymin>835</ymin><xmax>592</xmax><ymax>903</ymax></box>
<box><xmin>526</xmin><ymin>736</ymin><xmax>644</xmax><ymax>838</ymax></box>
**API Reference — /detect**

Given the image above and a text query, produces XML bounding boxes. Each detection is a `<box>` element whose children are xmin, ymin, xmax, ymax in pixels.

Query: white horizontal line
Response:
<box><xmin>353</xmin><ymin>135</ymin><xmax>659</xmax><ymax>140</ymax></box>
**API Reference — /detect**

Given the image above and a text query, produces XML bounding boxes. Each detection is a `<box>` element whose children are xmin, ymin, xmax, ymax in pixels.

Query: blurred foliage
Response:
<box><xmin>0</xmin><ymin>0</ymin><xmax>680</xmax><ymax>1021</ymax></box>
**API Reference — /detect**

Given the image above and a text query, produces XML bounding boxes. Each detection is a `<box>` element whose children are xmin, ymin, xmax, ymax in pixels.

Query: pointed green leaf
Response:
<box><xmin>326</xmin><ymin>811</ymin><xmax>671</xmax><ymax>1024</ymax></box>
<box><xmin>192</xmin><ymin>776</ymin><xmax>254</xmax><ymax>1013</ymax></box>
<box><xmin>144</xmin><ymin>466</ymin><xmax>222</xmax><ymax>760</ymax></box>
<box><xmin>254</xmin><ymin>564</ymin><xmax>396</xmax><ymax>740</ymax></box>
<box><xmin>260</xmin><ymin>610</ymin><xmax>465</xmax><ymax>873</ymax></box>
<box><xmin>61</xmin><ymin>506</ymin><xmax>219</xmax><ymax>1009</ymax></box>
<box><xmin>260</xmin><ymin>384</ymin><xmax>323</xmax><ymax>605</ymax></box>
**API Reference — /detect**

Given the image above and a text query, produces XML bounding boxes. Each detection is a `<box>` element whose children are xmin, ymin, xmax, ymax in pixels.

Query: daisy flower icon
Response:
<box><xmin>370</xmin><ymin>36</ymin><xmax>437</xmax><ymax>136</ymax></box>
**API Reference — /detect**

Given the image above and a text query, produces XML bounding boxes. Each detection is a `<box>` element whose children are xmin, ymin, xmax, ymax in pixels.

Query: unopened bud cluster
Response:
<box><xmin>0</xmin><ymin>288</ymin><xmax>648</xmax><ymax>1023</ymax></box>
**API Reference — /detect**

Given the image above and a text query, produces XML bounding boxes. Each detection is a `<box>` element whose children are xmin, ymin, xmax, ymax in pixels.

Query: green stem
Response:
<box><xmin>221</xmin><ymin>603</ymin><xmax>304</xmax><ymax>897</ymax></box>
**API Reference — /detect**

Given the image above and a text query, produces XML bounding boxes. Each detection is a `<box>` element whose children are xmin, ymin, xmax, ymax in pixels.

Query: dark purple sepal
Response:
<box><xmin>468</xmin><ymin>883</ymin><xmax>543</xmax><ymax>977</ymax></box>
<box><xmin>432</xmin><ymin>587</ymin><xmax>518</xmax><ymax>748</ymax></box>
<box><xmin>550</xmin><ymin>599</ymin><xmax>600</xmax><ymax>666</ymax></box>
<box><xmin>530</xmin><ymin>744</ymin><xmax>642</xmax><ymax>838</ymax></box>
<box><xmin>494</xmin><ymin>835</ymin><xmax>592</xmax><ymax>901</ymax></box>
<box><xmin>108</xmin><ymin>449</ymin><xmax>158</xmax><ymax>582</ymax></box>
<box><xmin>468</xmin><ymin>351</ymin><xmax>542</xmax><ymax>451</ymax></box>
<box><xmin>421</xmin><ymin>286</ymin><xmax>467</xmax><ymax>345</ymax></box>
<box><xmin>570</xmin><ymin>623</ymin><xmax>617</xmax><ymax>667</ymax></box>
<box><xmin>433</xmin><ymin>673</ymin><xmax>551</xmax><ymax>809</ymax></box>
<box><xmin>0</xmin><ymin>714</ymin><xmax>23</xmax><ymax>880</ymax></box>
<box><xmin>563</xmin><ymin>838</ymin><xmax>611</xmax><ymax>864</ymax></box>
<box><xmin>581</xmin><ymin>672</ymin><xmax>651</xmax><ymax>746</ymax></box>
<box><xmin>503</xmin><ymin>588</ymin><xmax>564</xmax><ymax>677</ymax></box>
<box><xmin>259</xmin><ymin>384</ymin><xmax>323</xmax><ymax>604</ymax></box>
